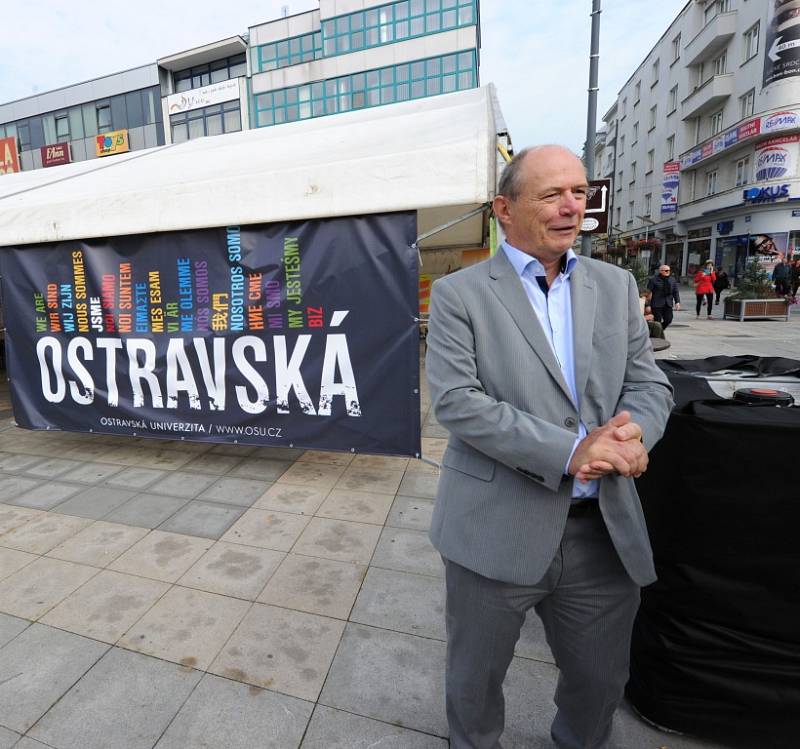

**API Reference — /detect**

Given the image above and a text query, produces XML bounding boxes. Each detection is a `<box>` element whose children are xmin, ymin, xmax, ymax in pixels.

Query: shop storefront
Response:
<box><xmin>686</xmin><ymin>227</ymin><xmax>712</xmax><ymax>278</ymax></box>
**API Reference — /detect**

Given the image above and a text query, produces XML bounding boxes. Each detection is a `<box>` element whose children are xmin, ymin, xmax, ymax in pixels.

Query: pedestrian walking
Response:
<box><xmin>772</xmin><ymin>258</ymin><xmax>789</xmax><ymax>296</ymax></box>
<box><xmin>646</xmin><ymin>265</ymin><xmax>681</xmax><ymax>328</ymax></box>
<box><xmin>426</xmin><ymin>145</ymin><xmax>673</xmax><ymax>749</ymax></box>
<box><xmin>694</xmin><ymin>260</ymin><xmax>716</xmax><ymax>318</ymax></box>
<box><xmin>713</xmin><ymin>266</ymin><xmax>730</xmax><ymax>305</ymax></box>
<box><xmin>790</xmin><ymin>258</ymin><xmax>800</xmax><ymax>298</ymax></box>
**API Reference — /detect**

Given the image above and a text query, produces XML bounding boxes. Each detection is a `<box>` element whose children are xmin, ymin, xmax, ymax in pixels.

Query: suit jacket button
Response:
<box><xmin>564</xmin><ymin>417</ymin><xmax>577</xmax><ymax>428</ymax></box>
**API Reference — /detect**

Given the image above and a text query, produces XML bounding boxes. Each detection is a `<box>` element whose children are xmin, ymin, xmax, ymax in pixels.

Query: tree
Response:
<box><xmin>729</xmin><ymin>258</ymin><xmax>774</xmax><ymax>300</ymax></box>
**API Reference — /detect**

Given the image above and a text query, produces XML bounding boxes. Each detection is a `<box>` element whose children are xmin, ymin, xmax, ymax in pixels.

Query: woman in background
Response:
<box><xmin>694</xmin><ymin>260</ymin><xmax>716</xmax><ymax>319</ymax></box>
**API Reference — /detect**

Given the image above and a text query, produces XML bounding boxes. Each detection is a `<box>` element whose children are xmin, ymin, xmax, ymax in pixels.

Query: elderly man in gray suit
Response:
<box><xmin>425</xmin><ymin>145</ymin><xmax>673</xmax><ymax>749</ymax></box>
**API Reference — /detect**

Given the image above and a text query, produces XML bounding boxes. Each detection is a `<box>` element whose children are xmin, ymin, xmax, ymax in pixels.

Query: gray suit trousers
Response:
<box><xmin>444</xmin><ymin>508</ymin><xmax>640</xmax><ymax>749</ymax></box>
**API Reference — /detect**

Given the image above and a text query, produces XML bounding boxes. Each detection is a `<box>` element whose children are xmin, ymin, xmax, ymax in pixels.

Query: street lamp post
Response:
<box><xmin>581</xmin><ymin>0</ymin><xmax>602</xmax><ymax>258</ymax></box>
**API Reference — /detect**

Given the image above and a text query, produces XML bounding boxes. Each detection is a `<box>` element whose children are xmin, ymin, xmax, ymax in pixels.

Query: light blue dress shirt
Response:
<box><xmin>502</xmin><ymin>241</ymin><xmax>598</xmax><ymax>499</ymax></box>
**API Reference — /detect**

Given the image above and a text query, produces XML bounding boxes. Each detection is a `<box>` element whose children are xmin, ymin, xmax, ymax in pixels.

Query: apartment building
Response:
<box><xmin>0</xmin><ymin>0</ymin><xmax>480</xmax><ymax>172</ymax></box>
<box><xmin>597</xmin><ymin>0</ymin><xmax>799</xmax><ymax>280</ymax></box>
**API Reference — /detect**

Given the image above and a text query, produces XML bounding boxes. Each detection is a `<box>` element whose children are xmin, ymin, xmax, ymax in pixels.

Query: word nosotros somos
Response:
<box><xmin>35</xmin><ymin>334</ymin><xmax>362</xmax><ymax>417</ymax></box>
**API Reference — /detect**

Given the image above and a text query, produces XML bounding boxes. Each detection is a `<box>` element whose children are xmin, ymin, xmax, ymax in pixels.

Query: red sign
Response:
<box><xmin>738</xmin><ymin>119</ymin><xmax>761</xmax><ymax>140</ymax></box>
<box><xmin>40</xmin><ymin>143</ymin><xmax>71</xmax><ymax>168</ymax></box>
<box><xmin>0</xmin><ymin>136</ymin><xmax>20</xmax><ymax>175</ymax></box>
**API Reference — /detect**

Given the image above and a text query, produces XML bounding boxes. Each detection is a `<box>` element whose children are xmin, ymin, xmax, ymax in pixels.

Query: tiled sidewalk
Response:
<box><xmin>0</xmin><ymin>355</ymin><xmax>738</xmax><ymax>749</ymax></box>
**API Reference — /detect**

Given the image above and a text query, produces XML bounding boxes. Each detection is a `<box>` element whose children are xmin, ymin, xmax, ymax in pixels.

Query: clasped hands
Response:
<box><xmin>568</xmin><ymin>411</ymin><xmax>648</xmax><ymax>483</ymax></box>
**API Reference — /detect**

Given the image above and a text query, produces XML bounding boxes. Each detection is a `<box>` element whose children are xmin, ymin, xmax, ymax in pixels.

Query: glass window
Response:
<box><xmin>82</xmin><ymin>103</ymin><xmax>98</xmax><ymax>136</ymax></box>
<box><xmin>55</xmin><ymin>114</ymin><xmax>70</xmax><ymax>140</ymax></box>
<box><xmin>175</xmin><ymin>71</ymin><xmax>192</xmax><ymax>92</ymax></box>
<box><xmin>41</xmin><ymin>114</ymin><xmax>57</xmax><ymax>145</ymax></box>
<box><xmin>672</xmin><ymin>33</ymin><xmax>681</xmax><ymax>62</ymax></box>
<box><xmin>68</xmin><ymin>107</ymin><xmax>84</xmax><ymax>139</ymax></box>
<box><xmin>735</xmin><ymin>156</ymin><xmax>750</xmax><ymax>186</ymax></box>
<box><xmin>669</xmin><ymin>85</ymin><xmax>678</xmax><ymax>112</ymax></box>
<box><xmin>740</xmin><ymin>89</ymin><xmax>755</xmax><ymax>119</ymax></box>
<box><xmin>96</xmin><ymin>104</ymin><xmax>112</xmax><ymax>132</ymax></box>
<box><xmin>188</xmin><ymin>117</ymin><xmax>204</xmax><ymax>139</ymax></box>
<box><xmin>410</xmin><ymin>17</ymin><xmax>424</xmax><ymax>35</ymax></box>
<box><xmin>211</xmin><ymin>65</ymin><xmax>228</xmax><ymax>83</ymax></box>
<box><xmin>172</xmin><ymin>123</ymin><xmax>189</xmax><ymax>143</ymax></box>
<box><xmin>744</xmin><ymin>23</ymin><xmax>759</xmax><ymax>61</ymax></box>
<box><xmin>206</xmin><ymin>113</ymin><xmax>223</xmax><ymax>136</ymax></box>
<box><xmin>125</xmin><ymin>91</ymin><xmax>144</xmax><ymax>129</ymax></box>
<box><xmin>110</xmin><ymin>95</ymin><xmax>127</xmax><ymax>130</ymax></box>
<box><xmin>706</xmin><ymin>170</ymin><xmax>717</xmax><ymax>196</ymax></box>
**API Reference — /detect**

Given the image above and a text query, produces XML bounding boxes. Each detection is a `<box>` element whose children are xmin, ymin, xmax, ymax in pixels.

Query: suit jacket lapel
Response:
<box><xmin>487</xmin><ymin>250</ymin><xmax>574</xmax><ymax>404</ymax></box>
<box><xmin>570</xmin><ymin>259</ymin><xmax>597</xmax><ymax>400</ymax></box>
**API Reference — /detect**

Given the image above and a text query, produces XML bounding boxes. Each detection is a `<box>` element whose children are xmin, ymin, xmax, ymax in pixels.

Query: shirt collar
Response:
<box><xmin>502</xmin><ymin>241</ymin><xmax>578</xmax><ymax>280</ymax></box>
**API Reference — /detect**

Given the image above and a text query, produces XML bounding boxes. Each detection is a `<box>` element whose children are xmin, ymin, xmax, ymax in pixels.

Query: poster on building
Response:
<box><xmin>763</xmin><ymin>0</ymin><xmax>800</xmax><ymax>88</ymax></box>
<box><xmin>41</xmin><ymin>143</ymin><xmax>72</xmax><ymax>168</ymax></box>
<box><xmin>0</xmin><ymin>136</ymin><xmax>20</xmax><ymax>175</ymax></box>
<box><xmin>749</xmin><ymin>232</ymin><xmax>790</xmax><ymax>275</ymax></box>
<box><xmin>661</xmin><ymin>161</ymin><xmax>680</xmax><ymax>215</ymax></box>
<box><xmin>95</xmin><ymin>129</ymin><xmax>129</xmax><ymax>157</ymax></box>
<box><xmin>0</xmin><ymin>213</ymin><xmax>421</xmax><ymax>456</ymax></box>
<box><xmin>755</xmin><ymin>135</ymin><xmax>799</xmax><ymax>180</ymax></box>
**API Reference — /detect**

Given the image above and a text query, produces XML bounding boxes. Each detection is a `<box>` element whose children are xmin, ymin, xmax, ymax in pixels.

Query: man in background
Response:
<box><xmin>647</xmin><ymin>264</ymin><xmax>681</xmax><ymax>329</ymax></box>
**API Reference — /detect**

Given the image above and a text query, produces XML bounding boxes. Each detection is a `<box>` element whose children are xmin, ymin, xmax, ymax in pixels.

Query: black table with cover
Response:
<box><xmin>627</xmin><ymin>356</ymin><xmax>800</xmax><ymax>748</ymax></box>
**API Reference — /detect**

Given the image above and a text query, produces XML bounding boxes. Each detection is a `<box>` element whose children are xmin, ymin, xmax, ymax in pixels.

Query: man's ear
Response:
<box><xmin>492</xmin><ymin>195</ymin><xmax>512</xmax><ymax>226</ymax></box>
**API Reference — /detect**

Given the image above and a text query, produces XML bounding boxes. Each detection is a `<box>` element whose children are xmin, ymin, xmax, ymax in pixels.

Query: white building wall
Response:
<box><xmin>600</xmin><ymin>0</ymin><xmax>800</xmax><ymax>275</ymax></box>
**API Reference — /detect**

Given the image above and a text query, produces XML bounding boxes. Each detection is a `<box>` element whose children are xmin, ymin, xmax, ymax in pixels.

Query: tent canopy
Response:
<box><xmin>0</xmin><ymin>86</ymin><xmax>498</xmax><ymax>249</ymax></box>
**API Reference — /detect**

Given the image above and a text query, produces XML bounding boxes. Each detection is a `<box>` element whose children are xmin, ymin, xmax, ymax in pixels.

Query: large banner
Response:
<box><xmin>763</xmin><ymin>0</ymin><xmax>800</xmax><ymax>88</ymax></box>
<box><xmin>661</xmin><ymin>162</ymin><xmax>680</xmax><ymax>215</ymax></box>
<box><xmin>0</xmin><ymin>213</ymin><xmax>421</xmax><ymax>456</ymax></box>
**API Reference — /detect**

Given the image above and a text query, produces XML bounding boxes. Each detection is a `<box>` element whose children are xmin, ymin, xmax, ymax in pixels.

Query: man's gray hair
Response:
<box><xmin>496</xmin><ymin>145</ymin><xmax>585</xmax><ymax>202</ymax></box>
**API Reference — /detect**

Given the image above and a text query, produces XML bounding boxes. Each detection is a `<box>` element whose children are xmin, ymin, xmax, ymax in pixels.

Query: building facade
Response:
<box><xmin>597</xmin><ymin>0</ymin><xmax>800</xmax><ymax>281</ymax></box>
<box><xmin>0</xmin><ymin>0</ymin><xmax>480</xmax><ymax>174</ymax></box>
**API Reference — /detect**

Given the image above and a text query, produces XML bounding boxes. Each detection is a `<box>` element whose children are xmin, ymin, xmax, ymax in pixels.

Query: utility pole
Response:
<box><xmin>581</xmin><ymin>0</ymin><xmax>602</xmax><ymax>258</ymax></box>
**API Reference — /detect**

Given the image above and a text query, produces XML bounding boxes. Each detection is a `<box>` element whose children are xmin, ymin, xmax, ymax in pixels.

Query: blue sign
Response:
<box><xmin>743</xmin><ymin>184</ymin><xmax>791</xmax><ymax>203</ymax></box>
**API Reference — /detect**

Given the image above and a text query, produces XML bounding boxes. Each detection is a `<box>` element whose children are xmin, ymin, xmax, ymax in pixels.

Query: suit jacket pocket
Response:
<box><xmin>441</xmin><ymin>444</ymin><xmax>496</xmax><ymax>482</ymax></box>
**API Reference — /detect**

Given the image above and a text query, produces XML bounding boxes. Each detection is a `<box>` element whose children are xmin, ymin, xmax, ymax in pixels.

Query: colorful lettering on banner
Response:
<box><xmin>738</xmin><ymin>119</ymin><xmax>761</xmax><ymax>140</ymax></box>
<box><xmin>0</xmin><ymin>136</ymin><xmax>20</xmax><ymax>175</ymax></box>
<box><xmin>0</xmin><ymin>214</ymin><xmax>420</xmax><ymax>456</ymax></box>
<box><xmin>754</xmin><ymin>135</ymin><xmax>800</xmax><ymax>181</ymax></box>
<box><xmin>96</xmin><ymin>130</ymin><xmax>129</xmax><ymax>157</ymax></box>
<box><xmin>762</xmin><ymin>110</ymin><xmax>800</xmax><ymax>134</ymax></box>
<box><xmin>661</xmin><ymin>162</ymin><xmax>680</xmax><ymax>215</ymax></box>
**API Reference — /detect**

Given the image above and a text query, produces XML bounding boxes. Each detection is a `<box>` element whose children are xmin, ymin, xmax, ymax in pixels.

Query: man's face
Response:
<box><xmin>659</xmin><ymin>266</ymin><xmax>671</xmax><ymax>277</ymax></box>
<box><xmin>494</xmin><ymin>148</ymin><xmax>588</xmax><ymax>261</ymax></box>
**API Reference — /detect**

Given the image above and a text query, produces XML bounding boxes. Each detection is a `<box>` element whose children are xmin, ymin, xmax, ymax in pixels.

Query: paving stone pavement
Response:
<box><xmin>2</xmin><ymin>312</ymin><xmax>794</xmax><ymax>748</ymax></box>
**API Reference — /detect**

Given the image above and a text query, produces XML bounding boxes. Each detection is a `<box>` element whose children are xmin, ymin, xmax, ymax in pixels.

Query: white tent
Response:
<box><xmin>0</xmin><ymin>86</ymin><xmax>499</xmax><ymax>250</ymax></box>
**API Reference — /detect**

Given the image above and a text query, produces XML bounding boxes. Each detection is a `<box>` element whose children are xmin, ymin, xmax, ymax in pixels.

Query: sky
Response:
<box><xmin>0</xmin><ymin>0</ymin><xmax>689</xmax><ymax>153</ymax></box>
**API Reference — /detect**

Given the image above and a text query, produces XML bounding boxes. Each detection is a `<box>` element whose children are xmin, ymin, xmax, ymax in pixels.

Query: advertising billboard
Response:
<box><xmin>0</xmin><ymin>136</ymin><xmax>21</xmax><ymax>175</ymax></box>
<box><xmin>0</xmin><ymin>213</ymin><xmax>421</xmax><ymax>456</ymax></box>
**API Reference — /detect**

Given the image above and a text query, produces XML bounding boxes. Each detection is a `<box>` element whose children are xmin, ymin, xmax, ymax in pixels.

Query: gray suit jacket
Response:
<box><xmin>425</xmin><ymin>250</ymin><xmax>674</xmax><ymax>587</ymax></box>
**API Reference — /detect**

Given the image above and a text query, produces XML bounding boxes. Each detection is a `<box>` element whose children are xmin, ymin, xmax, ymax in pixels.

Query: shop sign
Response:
<box><xmin>96</xmin><ymin>130</ymin><xmax>129</xmax><ymax>157</ymax></box>
<box><xmin>661</xmin><ymin>161</ymin><xmax>680</xmax><ymax>215</ymax></box>
<box><xmin>0</xmin><ymin>136</ymin><xmax>20</xmax><ymax>175</ymax></box>
<box><xmin>742</xmin><ymin>184</ymin><xmax>791</xmax><ymax>203</ymax></box>
<box><xmin>167</xmin><ymin>79</ymin><xmax>240</xmax><ymax>115</ymax></box>
<box><xmin>580</xmin><ymin>179</ymin><xmax>611</xmax><ymax>234</ymax></box>
<box><xmin>762</xmin><ymin>110</ymin><xmax>800</xmax><ymax>133</ymax></box>
<box><xmin>40</xmin><ymin>143</ymin><xmax>71</xmax><ymax>168</ymax></box>
<box><xmin>755</xmin><ymin>135</ymin><xmax>799</xmax><ymax>180</ymax></box>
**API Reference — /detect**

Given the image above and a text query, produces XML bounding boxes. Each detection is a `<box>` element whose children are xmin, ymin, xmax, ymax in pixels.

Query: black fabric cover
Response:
<box><xmin>628</xmin><ymin>360</ymin><xmax>800</xmax><ymax>747</ymax></box>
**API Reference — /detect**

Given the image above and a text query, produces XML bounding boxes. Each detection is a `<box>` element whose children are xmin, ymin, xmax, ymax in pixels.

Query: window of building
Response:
<box><xmin>16</xmin><ymin>122</ymin><xmax>31</xmax><ymax>149</ymax></box>
<box><xmin>647</xmin><ymin>149</ymin><xmax>655</xmax><ymax>173</ymax></box>
<box><xmin>96</xmin><ymin>104</ymin><xmax>112</xmax><ymax>133</ymax></box>
<box><xmin>713</xmin><ymin>50</ymin><xmax>727</xmax><ymax>76</ymax></box>
<box><xmin>706</xmin><ymin>169</ymin><xmax>717</xmax><ymax>196</ymax></box>
<box><xmin>616</xmin><ymin>206</ymin><xmax>622</xmax><ymax>226</ymax></box>
<box><xmin>644</xmin><ymin>193</ymin><xmax>652</xmax><ymax>216</ymax></box>
<box><xmin>252</xmin><ymin>49</ymin><xmax>477</xmax><ymax>127</ymax></box>
<box><xmin>631</xmin><ymin>161</ymin><xmax>637</xmax><ymax>182</ymax></box>
<box><xmin>174</xmin><ymin>53</ymin><xmax>247</xmax><ymax>91</ymax></box>
<box><xmin>619</xmin><ymin>134</ymin><xmax>625</xmax><ymax>153</ymax></box>
<box><xmin>743</xmin><ymin>22</ymin><xmax>759</xmax><ymax>61</ymax></box>
<box><xmin>632</xmin><ymin>121</ymin><xmax>639</xmax><ymax>144</ymax></box>
<box><xmin>628</xmin><ymin>200</ymin><xmax>635</xmax><ymax>223</ymax></box>
<box><xmin>54</xmin><ymin>114</ymin><xmax>70</xmax><ymax>140</ymax></box>
<box><xmin>651</xmin><ymin>59</ymin><xmax>660</xmax><ymax>86</ymax></box>
<box><xmin>634</xmin><ymin>81</ymin><xmax>641</xmax><ymax>103</ymax></box>
<box><xmin>170</xmin><ymin>101</ymin><xmax>241</xmax><ymax>142</ymax></box>
<box><xmin>621</xmin><ymin>97</ymin><xmax>627</xmax><ymax>118</ymax></box>
<box><xmin>257</xmin><ymin>32</ymin><xmax>322</xmax><ymax>72</ymax></box>
<box><xmin>740</xmin><ymin>89</ymin><xmax>755</xmax><ymax>119</ymax></box>
<box><xmin>617</xmin><ymin>170</ymin><xmax>623</xmax><ymax>190</ymax></box>
<box><xmin>672</xmin><ymin>33</ymin><xmax>681</xmax><ymax>62</ymax></box>
<box><xmin>667</xmin><ymin>134</ymin><xmax>675</xmax><ymax>161</ymax></box>
<box><xmin>321</xmin><ymin>0</ymin><xmax>477</xmax><ymax>57</ymax></box>
<box><xmin>668</xmin><ymin>85</ymin><xmax>678</xmax><ymax>113</ymax></box>
<box><xmin>694</xmin><ymin>116</ymin><xmax>703</xmax><ymax>145</ymax></box>
<box><xmin>735</xmin><ymin>156</ymin><xmax>750</xmax><ymax>186</ymax></box>
<box><xmin>649</xmin><ymin>105</ymin><xmax>657</xmax><ymax>130</ymax></box>
<box><xmin>696</xmin><ymin>61</ymin><xmax>706</xmax><ymax>87</ymax></box>
<box><xmin>705</xmin><ymin>0</ymin><xmax>733</xmax><ymax>26</ymax></box>
<box><xmin>711</xmin><ymin>109</ymin><xmax>724</xmax><ymax>135</ymax></box>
